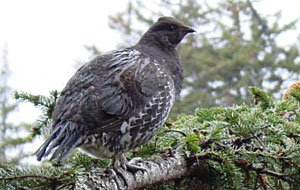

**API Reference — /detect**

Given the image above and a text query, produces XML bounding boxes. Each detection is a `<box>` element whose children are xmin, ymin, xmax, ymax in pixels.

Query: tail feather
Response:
<box><xmin>35</xmin><ymin>121</ymin><xmax>85</xmax><ymax>161</ymax></box>
<box><xmin>44</xmin><ymin>122</ymin><xmax>72</xmax><ymax>157</ymax></box>
<box><xmin>36</xmin><ymin>126</ymin><xmax>61</xmax><ymax>161</ymax></box>
<box><xmin>50</xmin><ymin>129</ymin><xmax>83</xmax><ymax>161</ymax></box>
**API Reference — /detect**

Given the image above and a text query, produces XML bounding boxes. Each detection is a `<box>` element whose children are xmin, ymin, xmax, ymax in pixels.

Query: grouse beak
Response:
<box><xmin>184</xmin><ymin>26</ymin><xmax>196</xmax><ymax>33</ymax></box>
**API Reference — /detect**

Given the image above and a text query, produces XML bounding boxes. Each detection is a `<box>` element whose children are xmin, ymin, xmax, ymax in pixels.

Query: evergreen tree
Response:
<box><xmin>0</xmin><ymin>46</ymin><xmax>32</xmax><ymax>164</ymax></box>
<box><xmin>108</xmin><ymin>0</ymin><xmax>300</xmax><ymax>118</ymax></box>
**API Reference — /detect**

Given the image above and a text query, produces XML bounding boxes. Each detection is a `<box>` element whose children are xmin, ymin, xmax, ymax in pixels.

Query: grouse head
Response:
<box><xmin>138</xmin><ymin>17</ymin><xmax>195</xmax><ymax>50</ymax></box>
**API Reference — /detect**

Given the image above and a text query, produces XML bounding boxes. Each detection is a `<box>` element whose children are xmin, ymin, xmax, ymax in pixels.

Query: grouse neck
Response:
<box><xmin>134</xmin><ymin>43</ymin><xmax>177</xmax><ymax>59</ymax></box>
<box><xmin>137</xmin><ymin>34</ymin><xmax>177</xmax><ymax>52</ymax></box>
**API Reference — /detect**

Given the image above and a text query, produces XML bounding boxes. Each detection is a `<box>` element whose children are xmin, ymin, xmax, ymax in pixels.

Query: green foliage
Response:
<box><xmin>0</xmin><ymin>164</ymin><xmax>75</xmax><ymax>190</ymax></box>
<box><xmin>0</xmin><ymin>151</ymin><xmax>111</xmax><ymax>190</ymax></box>
<box><xmin>249</xmin><ymin>86</ymin><xmax>273</xmax><ymax>109</ymax></box>
<box><xmin>68</xmin><ymin>152</ymin><xmax>110</xmax><ymax>172</ymax></box>
<box><xmin>15</xmin><ymin>90</ymin><xmax>58</xmax><ymax>138</ymax></box>
<box><xmin>289</xmin><ymin>88</ymin><xmax>300</xmax><ymax>102</ymax></box>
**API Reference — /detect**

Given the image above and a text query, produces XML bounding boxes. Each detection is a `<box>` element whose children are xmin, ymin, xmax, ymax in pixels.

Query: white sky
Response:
<box><xmin>0</xmin><ymin>0</ymin><xmax>299</xmax><ymax>164</ymax></box>
<box><xmin>0</xmin><ymin>0</ymin><xmax>127</xmax><ymax>93</ymax></box>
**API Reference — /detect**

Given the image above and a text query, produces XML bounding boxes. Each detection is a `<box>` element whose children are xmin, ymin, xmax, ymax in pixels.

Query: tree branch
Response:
<box><xmin>75</xmin><ymin>155</ymin><xmax>210</xmax><ymax>190</ymax></box>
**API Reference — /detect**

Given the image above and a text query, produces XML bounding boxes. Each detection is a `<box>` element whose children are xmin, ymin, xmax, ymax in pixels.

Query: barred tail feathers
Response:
<box><xmin>36</xmin><ymin>121</ymin><xmax>85</xmax><ymax>161</ymax></box>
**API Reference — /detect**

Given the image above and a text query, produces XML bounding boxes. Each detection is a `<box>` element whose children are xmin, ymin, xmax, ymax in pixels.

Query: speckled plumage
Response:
<box><xmin>36</xmin><ymin>17</ymin><xmax>195</xmax><ymax>164</ymax></box>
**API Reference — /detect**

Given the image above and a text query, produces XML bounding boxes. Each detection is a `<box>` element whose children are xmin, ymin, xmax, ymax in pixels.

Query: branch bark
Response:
<box><xmin>75</xmin><ymin>155</ymin><xmax>211</xmax><ymax>190</ymax></box>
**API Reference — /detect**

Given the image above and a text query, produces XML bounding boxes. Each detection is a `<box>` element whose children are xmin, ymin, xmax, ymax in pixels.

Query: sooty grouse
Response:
<box><xmin>36</xmin><ymin>17</ymin><xmax>195</xmax><ymax>170</ymax></box>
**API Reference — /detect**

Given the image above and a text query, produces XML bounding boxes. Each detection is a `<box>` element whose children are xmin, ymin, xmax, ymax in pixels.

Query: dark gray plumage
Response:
<box><xmin>36</xmin><ymin>17</ymin><xmax>195</xmax><ymax>169</ymax></box>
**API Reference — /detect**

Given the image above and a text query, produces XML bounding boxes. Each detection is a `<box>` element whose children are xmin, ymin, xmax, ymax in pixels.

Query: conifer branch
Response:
<box><xmin>0</xmin><ymin>170</ymin><xmax>69</xmax><ymax>181</ymax></box>
<box><xmin>162</xmin><ymin>129</ymin><xmax>187</xmax><ymax>136</ymax></box>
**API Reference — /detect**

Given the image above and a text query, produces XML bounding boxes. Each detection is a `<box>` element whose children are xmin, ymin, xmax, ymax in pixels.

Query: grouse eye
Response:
<box><xmin>169</xmin><ymin>25</ymin><xmax>176</xmax><ymax>31</ymax></box>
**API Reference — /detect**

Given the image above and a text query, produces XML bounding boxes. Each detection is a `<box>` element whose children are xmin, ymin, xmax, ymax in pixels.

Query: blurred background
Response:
<box><xmin>1</xmin><ymin>0</ymin><xmax>300</xmax><ymax>165</ymax></box>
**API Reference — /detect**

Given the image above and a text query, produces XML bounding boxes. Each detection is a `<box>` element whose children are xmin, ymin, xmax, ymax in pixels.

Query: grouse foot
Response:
<box><xmin>107</xmin><ymin>154</ymin><xmax>148</xmax><ymax>188</ymax></box>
